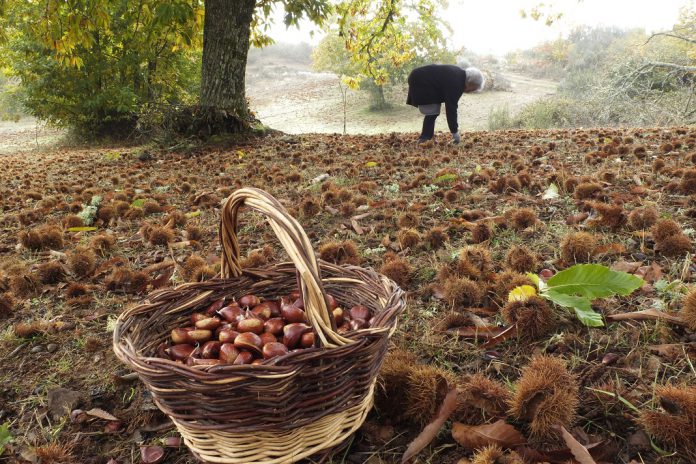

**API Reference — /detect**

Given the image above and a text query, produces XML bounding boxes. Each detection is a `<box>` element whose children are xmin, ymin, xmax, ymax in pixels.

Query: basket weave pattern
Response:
<box><xmin>113</xmin><ymin>188</ymin><xmax>405</xmax><ymax>463</ymax></box>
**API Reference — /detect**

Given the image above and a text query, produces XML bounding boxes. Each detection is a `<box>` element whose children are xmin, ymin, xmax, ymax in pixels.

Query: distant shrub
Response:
<box><xmin>516</xmin><ymin>97</ymin><xmax>575</xmax><ymax>129</ymax></box>
<box><xmin>487</xmin><ymin>104</ymin><xmax>517</xmax><ymax>131</ymax></box>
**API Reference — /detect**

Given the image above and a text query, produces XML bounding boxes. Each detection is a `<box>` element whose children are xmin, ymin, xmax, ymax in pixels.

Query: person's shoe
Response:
<box><xmin>418</xmin><ymin>137</ymin><xmax>432</xmax><ymax>144</ymax></box>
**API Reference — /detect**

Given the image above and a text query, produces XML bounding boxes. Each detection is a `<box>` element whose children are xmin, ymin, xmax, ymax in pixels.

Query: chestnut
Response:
<box><xmin>337</xmin><ymin>322</ymin><xmax>351</xmax><ymax>334</ymax></box>
<box><xmin>289</xmin><ymin>290</ymin><xmax>301</xmax><ymax>300</ymax></box>
<box><xmin>167</xmin><ymin>344</ymin><xmax>195</xmax><ymax>360</ymax></box>
<box><xmin>233</xmin><ymin>350</ymin><xmax>254</xmax><ymax>365</ymax></box>
<box><xmin>156</xmin><ymin>342</ymin><xmax>169</xmax><ymax>358</ymax></box>
<box><xmin>293</xmin><ymin>298</ymin><xmax>305</xmax><ymax>310</ymax></box>
<box><xmin>251</xmin><ymin>302</ymin><xmax>273</xmax><ymax>320</ymax></box>
<box><xmin>326</xmin><ymin>294</ymin><xmax>338</xmax><ymax>310</ymax></box>
<box><xmin>282</xmin><ymin>323</ymin><xmax>311</xmax><ymax>349</ymax></box>
<box><xmin>264</xmin><ymin>318</ymin><xmax>285</xmax><ymax>336</ymax></box>
<box><xmin>239</xmin><ymin>294</ymin><xmax>260</xmax><ymax>308</ymax></box>
<box><xmin>265</xmin><ymin>300</ymin><xmax>281</xmax><ymax>317</ymax></box>
<box><xmin>188</xmin><ymin>329</ymin><xmax>213</xmax><ymax>343</ymax></box>
<box><xmin>171</xmin><ymin>328</ymin><xmax>193</xmax><ymax>344</ymax></box>
<box><xmin>218</xmin><ymin>304</ymin><xmax>244</xmax><ymax>324</ymax></box>
<box><xmin>218</xmin><ymin>328</ymin><xmax>240</xmax><ymax>343</ymax></box>
<box><xmin>234</xmin><ymin>332</ymin><xmax>263</xmax><ymax>356</ymax></box>
<box><xmin>237</xmin><ymin>318</ymin><xmax>264</xmax><ymax>334</ymax></box>
<box><xmin>350</xmin><ymin>318</ymin><xmax>368</xmax><ymax>331</ymax></box>
<box><xmin>201</xmin><ymin>341</ymin><xmax>221</xmax><ymax>359</ymax></box>
<box><xmin>205</xmin><ymin>298</ymin><xmax>226</xmax><ymax>316</ymax></box>
<box><xmin>263</xmin><ymin>342</ymin><xmax>289</xmax><ymax>359</ymax></box>
<box><xmin>190</xmin><ymin>312</ymin><xmax>208</xmax><ymax>324</ymax></box>
<box><xmin>195</xmin><ymin>317</ymin><xmax>222</xmax><ymax>331</ymax></box>
<box><xmin>281</xmin><ymin>302</ymin><xmax>306</xmax><ymax>323</ymax></box>
<box><xmin>332</xmin><ymin>308</ymin><xmax>345</xmax><ymax>327</ymax></box>
<box><xmin>251</xmin><ymin>358</ymin><xmax>265</xmax><ymax>365</ymax></box>
<box><xmin>219</xmin><ymin>343</ymin><xmax>240</xmax><ymax>363</ymax></box>
<box><xmin>259</xmin><ymin>332</ymin><xmax>277</xmax><ymax>345</ymax></box>
<box><xmin>300</xmin><ymin>332</ymin><xmax>315</xmax><ymax>348</ymax></box>
<box><xmin>350</xmin><ymin>305</ymin><xmax>371</xmax><ymax>321</ymax></box>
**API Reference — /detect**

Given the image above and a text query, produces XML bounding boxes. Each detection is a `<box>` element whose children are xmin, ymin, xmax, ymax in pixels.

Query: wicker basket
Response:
<box><xmin>113</xmin><ymin>188</ymin><xmax>405</xmax><ymax>463</ymax></box>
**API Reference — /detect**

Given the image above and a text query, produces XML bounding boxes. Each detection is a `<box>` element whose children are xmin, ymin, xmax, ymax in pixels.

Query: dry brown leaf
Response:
<box><xmin>85</xmin><ymin>408</ymin><xmax>119</xmax><ymax>422</ymax></box>
<box><xmin>610</xmin><ymin>261</ymin><xmax>642</xmax><ymax>274</ymax></box>
<box><xmin>350</xmin><ymin>218</ymin><xmax>364</xmax><ymax>235</ymax></box>
<box><xmin>401</xmin><ymin>387</ymin><xmax>458</xmax><ymax>463</ymax></box>
<box><xmin>151</xmin><ymin>266</ymin><xmax>175</xmax><ymax>289</ymax></box>
<box><xmin>481</xmin><ymin>325</ymin><xmax>518</xmax><ymax>348</ymax></box>
<box><xmin>606</xmin><ymin>308</ymin><xmax>685</xmax><ymax>325</ymax></box>
<box><xmin>594</xmin><ymin>243</ymin><xmax>626</xmax><ymax>256</ymax></box>
<box><xmin>557</xmin><ymin>425</ymin><xmax>597</xmax><ymax>464</ymax></box>
<box><xmin>649</xmin><ymin>343</ymin><xmax>696</xmax><ymax>359</ymax></box>
<box><xmin>451</xmin><ymin>419</ymin><xmax>526</xmax><ymax>450</ymax></box>
<box><xmin>634</xmin><ymin>262</ymin><xmax>662</xmax><ymax>283</ymax></box>
<box><xmin>566</xmin><ymin>212</ymin><xmax>589</xmax><ymax>225</ymax></box>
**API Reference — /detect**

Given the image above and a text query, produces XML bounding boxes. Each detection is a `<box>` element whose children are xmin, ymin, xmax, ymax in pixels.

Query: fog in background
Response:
<box><xmin>266</xmin><ymin>0</ymin><xmax>690</xmax><ymax>56</ymax></box>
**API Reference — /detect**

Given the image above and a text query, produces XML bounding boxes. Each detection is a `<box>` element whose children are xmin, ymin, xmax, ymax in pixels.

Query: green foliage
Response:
<box><xmin>316</xmin><ymin>0</ymin><xmax>454</xmax><ymax>108</ymax></box>
<box><xmin>523</xmin><ymin>264</ymin><xmax>644</xmax><ymax>327</ymax></box>
<box><xmin>0</xmin><ymin>0</ymin><xmax>203</xmax><ymax>135</ymax></box>
<box><xmin>0</xmin><ymin>422</ymin><xmax>11</xmax><ymax>454</ymax></box>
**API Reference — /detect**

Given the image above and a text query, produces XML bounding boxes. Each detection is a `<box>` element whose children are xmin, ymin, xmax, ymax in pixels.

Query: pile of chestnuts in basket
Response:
<box><xmin>158</xmin><ymin>291</ymin><xmax>374</xmax><ymax>366</ymax></box>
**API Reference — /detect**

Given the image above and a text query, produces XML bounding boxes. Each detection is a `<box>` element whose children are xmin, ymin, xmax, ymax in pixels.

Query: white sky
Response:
<box><xmin>267</xmin><ymin>0</ymin><xmax>691</xmax><ymax>55</ymax></box>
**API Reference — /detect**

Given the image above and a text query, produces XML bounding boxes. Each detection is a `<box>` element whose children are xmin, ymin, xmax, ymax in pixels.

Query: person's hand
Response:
<box><xmin>452</xmin><ymin>131</ymin><xmax>461</xmax><ymax>144</ymax></box>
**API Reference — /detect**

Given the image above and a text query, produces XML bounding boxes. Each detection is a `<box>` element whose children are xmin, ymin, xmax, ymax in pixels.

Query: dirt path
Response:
<box><xmin>0</xmin><ymin>67</ymin><xmax>556</xmax><ymax>155</ymax></box>
<box><xmin>246</xmin><ymin>68</ymin><xmax>558</xmax><ymax>135</ymax></box>
<box><xmin>0</xmin><ymin>118</ymin><xmax>64</xmax><ymax>156</ymax></box>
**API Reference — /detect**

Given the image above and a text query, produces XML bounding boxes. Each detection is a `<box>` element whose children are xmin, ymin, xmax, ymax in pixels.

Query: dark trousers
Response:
<box><xmin>420</xmin><ymin>115</ymin><xmax>438</xmax><ymax>140</ymax></box>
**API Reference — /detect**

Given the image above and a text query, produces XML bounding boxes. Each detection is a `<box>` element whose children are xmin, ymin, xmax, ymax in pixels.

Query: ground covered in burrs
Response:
<box><xmin>0</xmin><ymin>127</ymin><xmax>695</xmax><ymax>464</ymax></box>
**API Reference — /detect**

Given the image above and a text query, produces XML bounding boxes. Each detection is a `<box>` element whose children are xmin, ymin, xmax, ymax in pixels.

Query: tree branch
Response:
<box><xmin>645</xmin><ymin>31</ymin><xmax>696</xmax><ymax>46</ymax></box>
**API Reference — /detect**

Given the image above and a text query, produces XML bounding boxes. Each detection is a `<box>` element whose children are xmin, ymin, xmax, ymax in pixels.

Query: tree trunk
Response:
<box><xmin>200</xmin><ymin>0</ymin><xmax>254</xmax><ymax>121</ymax></box>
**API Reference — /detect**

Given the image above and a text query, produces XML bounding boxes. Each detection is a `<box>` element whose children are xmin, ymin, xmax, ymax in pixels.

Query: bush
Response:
<box><xmin>487</xmin><ymin>104</ymin><xmax>517</xmax><ymax>131</ymax></box>
<box><xmin>516</xmin><ymin>97</ymin><xmax>575</xmax><ymax>129</ymax></box>
<box><xmin>1</xmin><ymin>1</ymin><xmax>203</xmax><ymax>137</ymax></box>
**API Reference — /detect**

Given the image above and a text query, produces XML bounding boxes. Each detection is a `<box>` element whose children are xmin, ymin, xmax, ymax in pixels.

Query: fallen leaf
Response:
<box><xmin>649</xmin><ymin>343</ymin><xmax>696</xmax><ymax>359</ymax></box>
<box><xmin>150</xmin><ymin>266</ymin><xmax>175</xmax><ymax>289</ymax></box>
<box><xmin>606</xmin><ymin>308</ymin><xmax>685</xmax><ymax>325</ymax></box>
<box><xmin>557</xmin><ymin>425</ymin><xmax>597</xmax><ymax>464</ymax></box>
<box><xmin>634</xmin><ymin>263</ymin><xmax>662</xmax><ymax>283</ymax></box>
<box><xmin>451</xmin><ymin>419</ymin><xmax>525</xmax><ymax>450</ymax></box>
<box><xmin>402</xmin><ymin>387</ymin><xmax>458</xmax><ymax>463</ymax></box>
<box><xmin>141</xmin><ymin>260</ymin><xmax>175</xmax><ymax>274</ymax></box>
<box><xmin>610</xmin><ymin>261</ymin><xmax>642</xmax><ymax>274</ymax></box>
<box><xmin>86</xmin><ymin>408</ymin><xmax>119</xmax><ymax>422</ymax></box>
<box><xmin>481</xmin><ymin>325</ymin><xmax>518</xmax><ymax>348</ymax></box>
<box><xmin>350</xmin><ymin>218</ymin><xmax>364</xmax><ymax>235</ymax></box>
<box><xmin>542</xmin><ymin>183</ymin><xmax>560</xmax><ymax>200</ymax></box>
<box><xmin>508</xmin><ymin>285</ymin><xmax>537</xmax><ymax>302</ymax></box>
<box><xmin>566</xmin><ymin>212</ymin><xmax>589</xmax><ymax>225</ymax></box>
<box><xmin>594</xmin><ymin>243</ymin><xmax>626</xmax><ymax>256</ymax></box>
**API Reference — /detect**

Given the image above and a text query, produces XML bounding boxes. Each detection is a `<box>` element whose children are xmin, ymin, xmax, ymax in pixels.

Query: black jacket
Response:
<box><xmin>406</xmin><ymin>64</ymin><xmax>467</xmax><ymax>133</ymax></box>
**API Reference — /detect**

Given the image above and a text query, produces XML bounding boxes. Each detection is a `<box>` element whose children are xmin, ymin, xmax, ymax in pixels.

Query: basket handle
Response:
<box><xmin>219</xmin><ymin>188</ymin><xmax>353</xmax><ymax>348</ymax></box>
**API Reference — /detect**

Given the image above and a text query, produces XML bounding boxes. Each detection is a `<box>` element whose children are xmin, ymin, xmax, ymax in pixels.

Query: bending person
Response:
<box><xmin>406</xmin><ymin>64</ymin><xmax>485</xmax><ymax>144</ymax></box>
